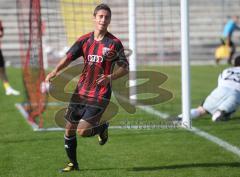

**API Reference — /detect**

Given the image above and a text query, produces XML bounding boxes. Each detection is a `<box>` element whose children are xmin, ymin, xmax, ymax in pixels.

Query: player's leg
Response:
<box><xmin>191</xmin><ymin>106</ymin><xmax>207</xmax><ymax>118</ymax></box>
<box><xmin>176</xmin><ymin>105</ymin><xmax>207</xmax><ymax>122</ymax></box>
<box><xmin>177</xmin><ymin>88</ymin><xmax>222</xmax><ymax>122</ymax></box>
<box><xmin>0</xmin><ymin>50</ymin><xmax>9</xmax><ymax>83</ymax></box>
<box><xmin>211</xmin><ymin>110</ymin><xmax>235</xmax><ymax>121</ymax></box>
<box><xmin>77</xmin><ymin>119</ymin><xmax>108</xmax><ymax>136</ymax></box>
<box><xmin>0</xmin><ymin>50</ymin><xmax>20</xmax><ymax>95</ymax></box>
<box><xmin>0</xmin><ymin>67</ymin><xmax>8</xmax><ymax>82</ymax></box>
<box><xmin>77</xmin><ymin>105</ymin><xmax>109</xmax><ymax>145</ymax></box>
<box><xmin>202</xmin><ymin>88</ymin><xmax>224</xmax><ymax>116</ymax></box>
<box><xmin>215</xmin><ymin>58</ymin><xmax>220</xmax><ymax>65</ymax></box>
<box><xmin>212</xmin><ymin>92</ymin><xmax>239</xmax><ymax>122</ymax></box>
<box><xmin>61</xmin><ymin>122</ymin><xmax>79</xmax><ymax>172</ymax></box>
<box><xmin>77</xmin><ymin>120</ymin><xmax>109</xmax><ymax>145</ymax></box>
<box><xmin>228</xmin><ymin>41</ymin><xmax>235</xmax><ymax>65</ymax></box>
<box><xmin>61</xmin><ymin>103</ymin><xmax>82</xmax><ymax>172</ymax></box>
<box><xmin>0</xmin><ymin>64</ymin><xmax>19</xmax><ymax>95</ymax></box>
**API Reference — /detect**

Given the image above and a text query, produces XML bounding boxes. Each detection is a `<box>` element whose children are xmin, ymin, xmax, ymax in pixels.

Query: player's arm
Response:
<box><xmin>111</xmin><ymin>43</ymin><xmax>130</xmax><ymax>80</ymax></box>
<box><xmin>45</xmin><ymin>55</ymin><xmax>72</xmax><ymax>82</ymax></box>
<box><xmin>96</xmin><ymin>65</ymin><xmax>129</xmax><ymax>86</ymax></box>
<box><xmin>46</xmin><ymin>38</ymin><xmax>84</xmax><ymax>82</ymax></box>
<box><xmin>111</xmin><ymin>65</ymin><xmax>129</xmax><ymax>80</ymax></box>
<box><xmin>0</xmin><ymin>23</ymin><xmax>4</xmax><ymax>38</ymax></box>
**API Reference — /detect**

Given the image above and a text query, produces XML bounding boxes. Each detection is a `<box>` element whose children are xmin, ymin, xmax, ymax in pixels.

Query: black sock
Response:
<box><xmin>64</xmin><ymin>135</ymin><xmax>78</xmax><ymax>166</ymax></box>
<box><xmin>90</xmin><ymin>122</ymin><xmax>108</xmax><ymax>136</ymax></box>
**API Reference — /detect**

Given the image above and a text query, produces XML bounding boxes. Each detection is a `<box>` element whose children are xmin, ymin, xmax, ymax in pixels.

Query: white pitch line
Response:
<box><xmin>109</xmin><ymin>93</ymin><xmax>240</xmax><ymax>157</ymax></box>
<box><xmin>136</xmin><ymin>105</ymin><xmax>240</xmax><ymax>158</ymax></box>
<box><xmin>113</xmin><ymin>93</ymin><xmax>169</xmax><ymax>119</ymax></box>
<box><xmin>15</xmin><ymin>101</ymin><xmax>240</xmax><ymax>157</ymax></box>
<box><xmin>15</xmin><ymin>103</ymin><xmax>65</xmax><ymax>132</ymax></box>
<box><xmin>189</xmin><ymin>127</ymin><xmax>240</xmax><ymax>157</ymax></box>
<box><xmin>137</xmin><ymin>105</ymin><xmax>169</xmax><ymax>119</ymax></box>
<box><xmin>15</xmin><ymin>103</ymin><xmax>39</xmax><ymax>130</ymax></box>
<box><xmin>16</xmin><ymin>102</ymin><xmax>174</xmax><ymax>131</ymax></box>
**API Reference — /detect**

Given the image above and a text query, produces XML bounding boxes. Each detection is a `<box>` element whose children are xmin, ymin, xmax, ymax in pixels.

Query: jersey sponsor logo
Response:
<box><xmin>102</xmin><ymin>47</ymin><xmax>110</xmax><ymax>56</ymax></box>
<box><xmin>87</xmin><ymin>55</ymin><xmax>103</xmax><ymax>63</ymax></box>
<box><xmin>102</xmin><ymin>47</ymin><xmax>117</xmax><ymax>60</ymax></box>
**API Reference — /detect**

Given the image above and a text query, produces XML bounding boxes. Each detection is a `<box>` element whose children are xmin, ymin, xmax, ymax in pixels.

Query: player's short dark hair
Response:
<box><xmin>93</xmin><ymin>3</ymin><xmax>111</xmax><ymax>18</ymax></box>
<box><xmin>234</xmin><ymin>55</ymin><xmax>240</xmax><ymax>66</ymax></box>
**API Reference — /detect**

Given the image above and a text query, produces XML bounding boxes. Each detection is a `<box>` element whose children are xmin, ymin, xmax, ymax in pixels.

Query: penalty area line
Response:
<box><xmin>14</xmin><ymin>101</ymin><xmax>240</xmax><ymax>157</ymax></box>
<box><xmin>137</xmin><ymin>105</ymin><xmax>240</xmax><ymax>158</ymax></box>
<box><xmin>15</xmin><ymin>103</ymin><xmax>64</xmax><ymax>132</ymax></box>
<box><xmin>15</xmin><ymin>103</ymin><xmax>39</xmax><ymax>131</ymax></box>
<box><xmin>189</xmin><ymin>127</ymin><xmax>240</xmax><ymax>157</ymax></box>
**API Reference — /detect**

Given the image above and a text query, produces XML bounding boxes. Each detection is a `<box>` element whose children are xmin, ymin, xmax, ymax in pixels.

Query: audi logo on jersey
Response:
<box><xmin>87</xmin><ymin>55</ymin><xmax>103</xmax><ymax>63</ymax></box>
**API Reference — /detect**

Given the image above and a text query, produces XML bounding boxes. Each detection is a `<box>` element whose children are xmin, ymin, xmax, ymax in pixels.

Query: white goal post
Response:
<box><xmin>128</xmin><ymin>0</ymin><xmax>191</xmax><ymax>128</ymax></box>
<box><xmin>128</xmin><ymin>0</ymin><xmax>137</xmax><ymax>104</ymax></box>
<box><xmin>180</xmin><ymin>0</ymin><xmax>191</xmax><ymax>128</ymax></box>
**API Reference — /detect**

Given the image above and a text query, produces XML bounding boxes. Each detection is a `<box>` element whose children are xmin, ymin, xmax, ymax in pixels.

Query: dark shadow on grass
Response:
<box><xmin>130</xmin><ymin>162</ymin><xmax>240</xmax><ymax>171</ymax></box>
<box><xmin>78</xmin><ymin>162</ymin><xmax>240</xmax><ymax>172</ymax></box>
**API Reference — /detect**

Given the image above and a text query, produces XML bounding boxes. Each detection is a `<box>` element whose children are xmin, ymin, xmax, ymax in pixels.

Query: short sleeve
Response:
<box><xmin>115</xmin><ymin>41</ymin><xmax>129</xmax><ymax>68</ymax></box>
<box><xmin>66</xmin><ymin>38</ymin><xmax>84</xmax><ymax>61</ymax></box>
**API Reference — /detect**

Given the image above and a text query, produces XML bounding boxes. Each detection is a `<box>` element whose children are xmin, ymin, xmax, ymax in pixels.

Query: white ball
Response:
<box><xmin>40</xmin><ymin>81</ymin><xmax>50</xmax><ymax>93</ymax></box>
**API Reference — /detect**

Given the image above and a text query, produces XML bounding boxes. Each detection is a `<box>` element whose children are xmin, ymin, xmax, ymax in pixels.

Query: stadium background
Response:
<box><xmin>1</xmin><ymin>0</ymin><xmax>240</xmax><ymax>67</ymax></box>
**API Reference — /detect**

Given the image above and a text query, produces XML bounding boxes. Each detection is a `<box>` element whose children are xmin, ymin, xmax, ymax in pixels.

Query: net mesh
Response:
<box><xmin>16</xmin><ymin>0</ymin><xmax>181</xmax><ymax>129</ymax></box>
<box><xmin>17</xmin><ymin>0</ymin><xmax>46</xmax><ymax>127</ymax></box>
<box><xmin>16</xmin><ymin>0</ymin><xmax>240</xmax><ymax>130</ymax></box>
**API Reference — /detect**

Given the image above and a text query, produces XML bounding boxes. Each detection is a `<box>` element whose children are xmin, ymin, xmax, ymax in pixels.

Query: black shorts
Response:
<box><xmin>0</xmin><ymin>49</ymin><xmax>5</xmax><ymax>67</ymax></box>
<box><xmin>64</xmin><ymin>95</ymin><xmax>109</xmax><ymax>125</ymax></box>
<box><xmin>64</xmin><ymin>103</ymin><xmax>107</xmax><ymax>125</ymax></box>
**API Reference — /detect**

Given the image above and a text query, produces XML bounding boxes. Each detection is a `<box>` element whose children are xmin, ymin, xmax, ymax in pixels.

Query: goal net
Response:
<box><xmin>16</xmin><ymin>0</ymin><xmax>240</xmax><ymax>131</ymax></box>
<box><xmin>17</xmin><ymin>0</ymin><xmax>47</xmax><ymax>128</ymax></box>
<box><xmin>16</xmin><ymin>0</ymin><xmax>182</xmax><ymax>130</ymax></box>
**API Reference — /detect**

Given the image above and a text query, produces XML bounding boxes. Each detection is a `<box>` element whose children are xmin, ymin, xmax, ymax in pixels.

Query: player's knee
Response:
<box><xmin>77</xmin><ymin>128</ymin><xmax>90</xmax><ymax>137</ymax></box>
<box><xmin>65</xmin><ymin>129</ymin><xmax>76</xmax><ymax>137</ymax></box>
<box><xmin>65</xmin><ymin>123</ymin><xmax>77</xmax><ymax>136</ymax></box>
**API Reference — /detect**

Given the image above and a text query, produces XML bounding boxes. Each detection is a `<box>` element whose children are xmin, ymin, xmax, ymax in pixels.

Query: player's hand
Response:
<box><xmin>96</xmin><ymin>74</ymin><xmax>111</xmax><ymax>86</ymax></box>
<box><xmin>45</xmin><ymin>70</ymin><xmax>57</xmax><ymax>82</ymax></box>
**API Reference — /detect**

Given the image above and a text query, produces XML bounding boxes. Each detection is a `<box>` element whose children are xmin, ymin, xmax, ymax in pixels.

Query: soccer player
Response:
<box><xmin>177</xmin><ymin>55</ymin><xmax>240</xmax><ymax>122</ymax></box>
<box><xmin>45</xmin><ymin>4</ymin><xmax>129</xmax><ymax>172</ymax></box>
<box><xmin>220</xmin><ymin>15</ymin><xmax>240</xmax><ymax>65</ymax></box>
<box><xmin>0</xmin><ymin>20</ymin><xmax>20</xmax><ymax>96</ymax></box>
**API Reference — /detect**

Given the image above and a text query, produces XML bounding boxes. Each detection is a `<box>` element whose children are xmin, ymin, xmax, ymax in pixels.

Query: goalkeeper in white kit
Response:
<box><xmin>178</xmin><ymin>55</ymin><xmax>240</xmax><ymax>122</ymax></box>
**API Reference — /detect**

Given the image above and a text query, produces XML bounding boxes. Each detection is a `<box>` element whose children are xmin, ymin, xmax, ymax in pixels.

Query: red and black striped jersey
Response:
<box><xmin>66</xmin><ymin>31</ymin><xmax>128</xmax><ymax>102</ymax></box>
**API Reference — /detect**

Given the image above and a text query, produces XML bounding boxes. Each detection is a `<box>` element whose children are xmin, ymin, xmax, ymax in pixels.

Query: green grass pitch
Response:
<box><xmin>0</xmin><ymin>66</ymin><xmax>240</xmax><ymax>177</ymax></box>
